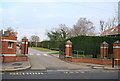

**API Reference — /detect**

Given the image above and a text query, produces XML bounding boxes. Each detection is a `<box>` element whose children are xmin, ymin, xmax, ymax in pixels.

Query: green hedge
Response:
<box><xmin>38</xmin><ymin>40</ymin><xmax>65</xmax><ymax>51</ymax></box>
<box><xmin>67</xmin><ymin>36</ymin><xmax>119</xmax><ymax>55</ymax></box>
<box><xmin>30</xmin><ymin>36</ymin><xmax>119</xmax><ymax>55</ymax></box>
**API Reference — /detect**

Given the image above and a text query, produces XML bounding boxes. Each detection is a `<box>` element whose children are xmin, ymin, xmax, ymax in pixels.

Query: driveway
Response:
<box><xmin>28</xmin><ymin>48</ymin><xmax>90</xmax><ymax>70</ymax></box>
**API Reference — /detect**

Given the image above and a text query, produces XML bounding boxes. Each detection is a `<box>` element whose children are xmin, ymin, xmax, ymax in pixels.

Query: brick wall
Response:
<box><xmin>16</xmin><ymin>56</ymin><xmax>28</xmax><ymax>61</ymax></box>
<box><xmin>2</xmin><ymin>56</ymin><xmax>28</xmax><ymax>63</ymax></box>
<box><xmin>64</xmin><ymin>57</ymin><xmax>72</xmax><ymax>61</ymax></box>
<box><xmin>0</xmin><ymin>56</ymin><xmax>3</xmax><ymax>63</ymax></box>
<box><xmin>3</xmin><ymin>56</ymin><xmax>16</xmax><ymax>62</ymax></box>
<box><xmin>65</xmin><ymin>57</ymin><xmax>113</xmax><ymax>65</ymax></box>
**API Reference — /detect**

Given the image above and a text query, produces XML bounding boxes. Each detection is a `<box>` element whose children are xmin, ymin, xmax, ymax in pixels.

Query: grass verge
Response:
<box><xmin>49</xmin><ymin>52</ymin><xmax>60</xmax><ymax>54</ymax></box>
<box><xmin>30</xmin><ymin>47</ymin><xmax>53</xmax><ymax>52</ymax></box>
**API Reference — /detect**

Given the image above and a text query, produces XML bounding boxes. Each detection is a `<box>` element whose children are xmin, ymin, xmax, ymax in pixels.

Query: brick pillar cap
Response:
<box><xmin>102</xmin><ymin>41</ymin><xmax>108</xmax><ymax>44</ymax></box>
<box><xmin>22</xmin><ymin>37</ymin><xmax>28</xmax><ymax>40</ymax></box>
<box><xmin>114</xmin><ymin>40</ymin><xmax>120</xmax><ymax>44</ymax></box>
<box><xmin>66</xmin><ymin>40</ymin><xmax>72</xmax><ymax>43</ymax></box>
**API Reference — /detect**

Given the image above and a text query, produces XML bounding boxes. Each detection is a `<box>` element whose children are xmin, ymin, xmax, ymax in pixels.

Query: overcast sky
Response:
<box><xmin>0</xmin><ymin>0</ymin><xmax>119</xmax><ymax>41</ymax></box>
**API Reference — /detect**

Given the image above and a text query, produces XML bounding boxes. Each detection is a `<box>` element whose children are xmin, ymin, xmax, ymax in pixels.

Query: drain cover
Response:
<box><xmin>12</xmin><ymin>63</ymin><xmax>22</xmax><ymax>66</ymax></box>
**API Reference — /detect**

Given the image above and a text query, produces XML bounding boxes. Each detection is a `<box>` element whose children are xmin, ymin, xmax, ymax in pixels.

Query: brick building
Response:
<box><xmin>0</xmin><ymin>30</ymin><xmax>17</xmax><ymax>62</ymax></box>
<box><xmin>0</xmin><ymin>30</ymin><xmax>28</xmax><ymax>63</ymax></box>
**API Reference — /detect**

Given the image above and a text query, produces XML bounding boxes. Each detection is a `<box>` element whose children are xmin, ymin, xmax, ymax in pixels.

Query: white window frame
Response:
<box><xmin>8</xmin><ymin>42</ymin><xmax>13</xmax><ymax>49</ymax></box>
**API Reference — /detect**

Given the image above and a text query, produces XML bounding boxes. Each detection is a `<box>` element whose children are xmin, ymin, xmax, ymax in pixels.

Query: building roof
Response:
<box><xmin>101</xmin><ymin>24</ymin><xmax>120</xmax><ymax>36</ymax></box>
<box><xmin>0</xmin><ymin>30</ymin><xmax>17</xmax><ymax>37</ymax></box>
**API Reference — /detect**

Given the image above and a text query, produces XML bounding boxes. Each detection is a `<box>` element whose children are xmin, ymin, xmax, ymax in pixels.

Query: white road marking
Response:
<box><xmin>29</xmin><ymin>53</ymin><xmax>34</xmax><ymax>55</ymax></box>
<box><xmin>30</xmin><ymin>53</ymin><xmax>50</xmax><ymax>56</ymax></box>
<box><xmin>37</xmin><ymin>54</ymin><xmax>41</xmax><ymax>55</ymax></box>
<box><xmin>43</xmin><ymin>54</ymin><xmax>48</xmax><ymax>56</ymax></box>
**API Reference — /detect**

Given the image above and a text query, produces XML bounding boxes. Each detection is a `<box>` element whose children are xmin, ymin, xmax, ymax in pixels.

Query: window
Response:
<box><xmin>8</xmin><ymin>42</ymin><xmax>13</xmax><ymax>48</ymax></box>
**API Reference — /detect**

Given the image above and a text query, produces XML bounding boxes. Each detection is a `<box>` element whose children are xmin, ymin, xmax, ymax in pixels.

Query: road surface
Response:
<box><xmin>2</xmin><ymin>48</ymin><xmax>119</xmax><ymax>79</ymax></box>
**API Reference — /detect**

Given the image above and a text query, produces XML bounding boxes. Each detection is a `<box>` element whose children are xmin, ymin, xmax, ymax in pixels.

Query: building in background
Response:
<box><xmin>100</xmin><ymin>25</ymin><xmax>120</xmax><ymax>37</ymax></box>
<box><xmin>101</xmin><ymin>1</ymin><xmax>120</xmax><ymax>37</ymax></box>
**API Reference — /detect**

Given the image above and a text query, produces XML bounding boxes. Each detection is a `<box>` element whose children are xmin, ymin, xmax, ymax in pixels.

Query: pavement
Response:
<box><xmin>50</xmin><ymin>54</ymin><xmax>120</xmax><ymax>70</ymax></box>
<box><xmin>0</xmin><ymin>60</ymin><xmax>31</xmax><ymax>72</ymax></box>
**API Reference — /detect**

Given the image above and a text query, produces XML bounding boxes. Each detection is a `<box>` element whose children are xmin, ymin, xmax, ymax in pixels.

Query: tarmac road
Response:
<box><xmin>27</xmin><ymin>48</ymin><xmax>91</xmax><ymax>70</ymax></box>
<box><xmin>2</xmin><ymin>70</ymin><xmax>119</xmax><ymax>79</ymax></box>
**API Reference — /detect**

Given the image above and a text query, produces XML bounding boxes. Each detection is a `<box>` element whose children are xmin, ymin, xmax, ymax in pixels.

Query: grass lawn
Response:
<box><xmin>30</xmin><ymin>47</ymin><xmax>53</xmax><ymax>52</ymax></box>
<box><xmin>49</xmin><ymin>52</ymin><xmax>60</xmax><ymax>54</ymax></box>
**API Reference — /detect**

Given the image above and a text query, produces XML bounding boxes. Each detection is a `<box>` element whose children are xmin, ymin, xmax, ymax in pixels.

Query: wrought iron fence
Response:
<box><xmin>72</xmin><ymin>50</ymin><xmax>94</xmax><ymax>58</ymax></box>
<box><xmin>59</xmin><ymin>47</ymin><xmax>113</xmax><ymax>59</ymax></box>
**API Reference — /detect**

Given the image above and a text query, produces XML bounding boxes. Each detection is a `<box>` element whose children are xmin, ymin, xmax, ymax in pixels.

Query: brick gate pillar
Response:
<box><xmin>100</xmin><ymin>41</ymin><xmax>109</xmax><ymax>58</ymax></box>
<box><xmin>113</xmin><ymin>40</ymin><xmax>120</xmax><ymax>65</ymax></box>
<box><xmin>65</xmin><ymin>40</ymin><xmax>72</xmax><ymax>57</ymax></box>
<box><xmin>21</xmin><ymin>38</ymin><xmax>28</xmax><ymax>55</ymax></box>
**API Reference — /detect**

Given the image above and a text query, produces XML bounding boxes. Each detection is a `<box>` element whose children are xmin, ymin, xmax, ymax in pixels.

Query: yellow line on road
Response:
<box><xmin>0</xmin><ymin>73</ymin><xmax>4</xmax><ymax>75</ymax></box>
<box><xmin>38</xmin><ymin>73</ymin><xmax>41</xmax><ymax>74</ymax></box>
<box><xmin>69</xmin><ymin>72</ymin><xmax>74</xmax><ymax>73</ymax></box>
<box><xmin>32</xmin><ymin>73</ymin><xmax>35</xmax><ymax>75</ymax></box>
<box><xmin>26</xmin><ymin>73</ymin><xmax>29</xmax><ymax>75</ymax></box>
<box><xmin>75</xmin><ymin>72</ymin><xmax>80</xmax><ymax>73</ymax></box>
<box><xmin>40</xmin><ymin>73</ymin><xmax>44</xmax><ymax>74</ymax></box>
<box><xmin>64</xmin><ymin>72</ymin><xmax>69</xmax><ymax>73</ymax></box>
<box><xmin>22</xmin><ymin>73</ymin><xmax>25</xmax><ymax>75</ymax></box>
<box><xmin>15</xmin><ymin>73</ymin><xmax>19</xmax><ymax>75</ymax></box>
<box><xmin>29</xmin><ymin>73</ymin><xmax>32</xmax><ymax>74</ymax></box>
<box><xmin>34</xmin><ymin>73</ymin><xmax>38</xmax><ymax>74</ymax></box>
<box><xmin>9</xmin><ymin>72</ymin><xmax>47</xmax><ymax>75</ymax></box>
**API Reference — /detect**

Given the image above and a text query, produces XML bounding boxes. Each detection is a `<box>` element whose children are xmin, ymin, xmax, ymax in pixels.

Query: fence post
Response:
<box><xmin>21</xmin><ymin>38</ymin><xmax>28</xmax><ymax>55</ymax></box>
<box><xmin>100</xmin><ymin>41</ymin><xmax>109</xmax><ymax>59</ymax></box>
<box><xmin>65</xmin><ymin>40</ymin><xmax>72</xmax><ymax>57</ymax></box>
<box><xmin>113</xmin><ymin>40</ymin><xmax>120</xmax><ymax>66</ymax></box>
<box><xmin>112</xmin><ymin>58</ymin><xmax>114</xmax><ymax>68</ymax></box>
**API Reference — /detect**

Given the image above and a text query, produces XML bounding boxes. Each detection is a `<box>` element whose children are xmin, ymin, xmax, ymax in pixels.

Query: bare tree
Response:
<box><xmin>100</xmin><ymin>20</ymin><xmax>106</xmax><ymax>32</ymax></box>
<box><xmin>6</xmin><ymin>27</ymin><xmax>14</xmax><ymax>32</ymax></box>
<box><xmin>30</xmin><ymin>35</ymin><xmax>40</xmax><ymax>47</ymax></box>
<box><xmin>106</xmin><ymin>17</ymin><xmax>118</xmax><ymax>29</ymax></box>
<box><xmin>22</xmin><ymin>36</ymin><xmax>27</xmax><ymax>39</ymax></box>
<box><xmin>100</xmin><ymin>16</ymin><xmax>118</xmax><ymax>32</ymax></box>
<box><xmin>118</xmin><ymin>2</ymin><xmax>120</xmax><ymax>35</ymax></box>
<box><xmin>70</xmin><ymin>18</ymin><xmax>95</xmax><ymax>36</ymax></box>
